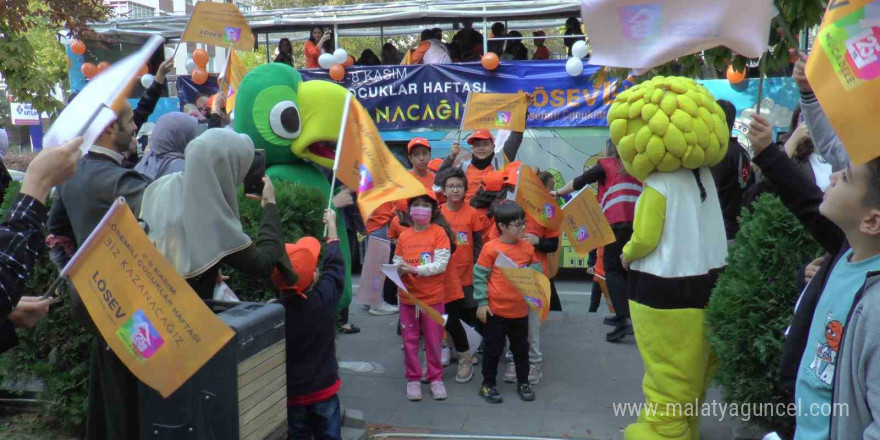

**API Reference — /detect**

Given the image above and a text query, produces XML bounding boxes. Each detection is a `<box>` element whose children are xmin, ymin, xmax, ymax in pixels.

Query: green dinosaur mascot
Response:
<box><xmin>608</xmin><ymin>76</ymin><xmax>729</xmax><ymax>440</ymax></box>
<box><xmin>234</xmin><ymin>62</ymin><xmax>352</xmax><ymax>311</ymax></box>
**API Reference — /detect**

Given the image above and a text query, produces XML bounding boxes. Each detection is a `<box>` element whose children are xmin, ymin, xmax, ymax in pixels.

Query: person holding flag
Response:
<box><xmin>475</xmin><ymin>200</ymin><xmax>541</xmax><ymax>404</ymax></box>
<box><xmin>392</xmin><ymin>193</ymin><xmax>453</xmax><ymax>401</ymax></box>
<box><xmin>439</xmin><ymin>128</ymin><xmax>524</xmax><ymax>203</ymax></box>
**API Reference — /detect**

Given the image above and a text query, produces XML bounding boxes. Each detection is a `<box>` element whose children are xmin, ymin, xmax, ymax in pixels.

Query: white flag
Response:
<box><xmin>581</xmin><ymin>0</ymin><xmax>773</xmax><ymax>71</ymax></box>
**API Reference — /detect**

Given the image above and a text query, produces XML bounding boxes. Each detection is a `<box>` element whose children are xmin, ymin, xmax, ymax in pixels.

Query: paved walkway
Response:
<box><xmin>337</xmin><ymin>278</ymin><xmax>738</xmax><ymax>440</ymax></box>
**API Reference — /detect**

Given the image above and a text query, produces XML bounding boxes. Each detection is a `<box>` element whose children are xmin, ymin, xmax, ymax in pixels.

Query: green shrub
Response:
<box><xmin>0</xmin><ymin>177</ymin><xmax>325</xmax><ymax>435</ymax></box>
<box><xmin>707</xmin><ymin>194</ymin><xmax>822</xmax><ymax>436</ymax></box>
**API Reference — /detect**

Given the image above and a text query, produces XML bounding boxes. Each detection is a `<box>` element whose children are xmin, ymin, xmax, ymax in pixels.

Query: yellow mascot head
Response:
<box><xmin>607</xmin><ymin>76</ymin><xmax>729</xmax><ymax>182</ymax></box>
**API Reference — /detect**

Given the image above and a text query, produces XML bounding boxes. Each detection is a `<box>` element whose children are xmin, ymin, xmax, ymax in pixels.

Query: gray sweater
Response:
<box><xmin>831</xmin><ymin>272</ymin><xmax>880</xmax><ymax>440</ymax></box>
<box><xmin>800</xmin><ymin>91</ymin><xmax>850</xmax><ymax>172</ymax></box>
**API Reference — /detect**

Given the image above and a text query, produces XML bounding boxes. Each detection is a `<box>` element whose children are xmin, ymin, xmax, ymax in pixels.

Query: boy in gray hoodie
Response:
<box><xmin>749</xmin><ymin>107</ymin><xmax>880</xmax><ymax>440</ymax></box>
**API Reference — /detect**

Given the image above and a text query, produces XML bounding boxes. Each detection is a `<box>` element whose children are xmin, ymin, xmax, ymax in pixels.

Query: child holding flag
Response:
<box><xmin>438</xmin><ymin>167</ymin><xmax>492</xmax><ymax>383</ymax></box>
<box><xmin>393</xmin><ymin>194</ymin><xmax>453</xmax><ymax>401</ymax></box>
<box><xmin>272</xmin><ymin>210</ymin><xmax>345</xmax><ymax>440</ymax></box>
<box><xmin>474</xmin><ymin>200</ymin><xmax>541</xmax><ymax>404</ymax></box>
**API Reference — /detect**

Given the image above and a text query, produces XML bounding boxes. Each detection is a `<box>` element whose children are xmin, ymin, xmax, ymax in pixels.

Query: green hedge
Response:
<box><xmin>0</xmin><ymin>178</ymin><xmax>324</xmax><ymax>435</ymax></box>
<box><xmin>707</xmin><ymin>194</ymin><xmax>821</xmax><ymax>436</ymax></box>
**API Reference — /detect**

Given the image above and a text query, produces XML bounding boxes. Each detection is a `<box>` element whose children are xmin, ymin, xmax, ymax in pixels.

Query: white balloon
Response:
<box><xmin>185</xmin><ymin>59</ymin><xmax>196</xmax><ymax>74</ymax></box>
<box><xmin>565</xmin><ymin>57</ymin><xmax>584</xmax><ymax>76</ymax></box>
<box><xmin>332</xmin><ymin>48</ymin><xmax>348</xmax><ymax>65</ymax></box>
<box><xmin>141</xmin><ymin>74</ymin><xmax>155</xmax><ymax>89</ymax></box>
<box><xmin>571</xmin><ymin>40</ymin><xmax>588</xmax><ymax>59</ymax></box>
<box><xmin>318</xmin><ymin>53</ymin><xmax>335</xmax><ymax>69</ymax></box>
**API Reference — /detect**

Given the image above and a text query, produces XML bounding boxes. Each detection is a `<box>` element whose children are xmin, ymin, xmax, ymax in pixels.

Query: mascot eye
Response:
<box><xmin>269</xmin><ymin>101</ymin><xmax>301</xmax><ymax>139</ymax></box>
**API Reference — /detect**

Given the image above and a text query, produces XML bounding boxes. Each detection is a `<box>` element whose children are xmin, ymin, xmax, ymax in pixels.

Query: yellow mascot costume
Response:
<box><xmin>608</xmin><ymin>76</ymin><xmax>729</xmax><ymax>440</ymax></box>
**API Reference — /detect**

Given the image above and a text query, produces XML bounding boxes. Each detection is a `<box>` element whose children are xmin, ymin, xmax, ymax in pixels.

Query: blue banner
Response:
<box><xmin>300</xmin><ymin>60</ymin><xmax>634</xmax><ymax>130</ymax></box>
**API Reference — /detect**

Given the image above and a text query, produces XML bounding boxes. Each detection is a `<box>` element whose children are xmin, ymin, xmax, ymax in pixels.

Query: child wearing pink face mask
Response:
<box><xmin>393</xmin><ymin>193</ymin><xmax>454</xmax><ymax>401</ymax></box>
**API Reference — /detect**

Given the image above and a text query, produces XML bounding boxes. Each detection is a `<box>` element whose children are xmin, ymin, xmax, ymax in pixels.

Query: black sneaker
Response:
<box><xmin>476</xmin><ymin>340</ymin><xmax>484</xmax><ymax>355</ymax></box>
<box><xmin>479</xmin><ymin>385</ymin><xmax>503</xmax><ymax>404</ymax></box>
<box><xmin>603</xmin><ymin>314</ymin><xmax>624</xmax><ymax>326</ymax></box>
<box><xmin>517</xmin><ymin>383</ymin><xmax>536</xmax><ymax>401</ymax></box>
<box><xmin>606</xmin><ymin>324</ymin><xmax>634</xmax><ymax>342</ymax></box>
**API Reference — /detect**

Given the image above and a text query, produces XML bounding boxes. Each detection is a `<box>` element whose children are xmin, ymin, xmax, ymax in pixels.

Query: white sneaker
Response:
<box><xmin>441</xmin><ymin>347</ymin><xmax>451</xmax><ymax>367</ymax></box>
<box><xmin>430</xmin><ymin>382</ymin><xmax>448</xmax><ymax>400</ymax></box>
<box><xmin>406</xmin><ymin>381</ymin><xmax>422</xmax><ymax>401</ymax></box>
<box><xmin>369</xmin><ymin>303</ymin><xmax>399</xmax><ymax>316</ymax></box>
<box><xmin>528</xmin><ymin>363</ymin><xmax>543</xmax><ymax>385</ymax></box>
<box><xmin>502</xmin><ymin>362</ymin><xmax>517</xmax><ymax>383</ymax></box>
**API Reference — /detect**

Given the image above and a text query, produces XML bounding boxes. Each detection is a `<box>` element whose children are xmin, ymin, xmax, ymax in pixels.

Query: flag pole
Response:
<box><xmin>218</xmin><ymin>44</ymin><xmax>234</xmax><ymax>94</ymax></box>
<box><xmin>755</xmin><ymin>52</ymin><xmax>768</xmax><ymax>115</ymax></box>
<box><xmin>324</xmin><ymin>92</ymin><xmax>354</xmax><ymax>237</ymax></box>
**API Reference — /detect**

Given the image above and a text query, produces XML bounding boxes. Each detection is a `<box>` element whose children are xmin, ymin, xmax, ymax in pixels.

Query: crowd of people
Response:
<box><xmin>268</xmin><ymin>17</ymin><xmax>586</xmax><ymax>69</ymax></box>
<box><xmin>0</xmin><ymin>41</ymin><xmax>877</xmax><ymax>440</ymax></box>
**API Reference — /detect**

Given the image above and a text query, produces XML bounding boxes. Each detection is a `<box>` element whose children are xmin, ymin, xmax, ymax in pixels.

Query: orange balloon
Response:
<box><xmin>70</xmin><ymin>39</ymin><xmax>86</xmax><ymax>55</ymax></box>
<box><xmin>481</xmin><ymin>52</ymin><xmax>499</xmax><ymax>70</ymax></box>
<box><xmin>726</xmin><ymin>65</ymin><xmax>746</xmax><ymax>84</ymax></box>
<box><xmin>192</xmin><ymin>68</ymin><xmax>209</xmax><ymax>85</ymax></box>
<box><xmin>193</xmin><ymin>49</ymin><xmax>209</xmax><ymax>68</ymax></box>
<box><xmin>138</xmin><ymin>64</ymin><xmax>148</xmax><ymax>76</ymax></box>
<box><xmin>96</xmin><ymin>61</ymin><xmax>111</xmax><ymax>74</ymax></box>
<box><xmin>81</xmin><ymin>62</ymin><xmax>97</xmax><ymax>79</ymax></box>
<box><xmin>329</xmin><ymin>64</ymin><xmax>346</xmax><ymax>81</ymax></box>
<box><xmin>344</xmin><ymin>55</ymin><xmax>355</xmax><ymax>67</ymax></box>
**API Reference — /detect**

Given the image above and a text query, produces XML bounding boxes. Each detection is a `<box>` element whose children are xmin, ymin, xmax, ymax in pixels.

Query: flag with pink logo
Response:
<box><xmin>580</xmin><ymin>0</ymin><xmax>774</xmax><ymax>71</ymax></box>
<box><xmin>334</xmin><ymin>94</ymin><xmax>427</xmax><ymax>221</ymax></box>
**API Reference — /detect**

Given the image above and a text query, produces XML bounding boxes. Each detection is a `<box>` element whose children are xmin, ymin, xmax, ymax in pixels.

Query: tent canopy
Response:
<box><xmin>90</xmin><ymin>0</ymin><xmax>581</xmax><ymax>41</ymax></box>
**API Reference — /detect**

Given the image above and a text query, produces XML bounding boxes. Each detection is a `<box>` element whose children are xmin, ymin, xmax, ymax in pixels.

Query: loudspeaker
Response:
<box><xmin>140</xmin><ymin>301</ymin><xmax>287</xmax><ymax>440</ymax></box>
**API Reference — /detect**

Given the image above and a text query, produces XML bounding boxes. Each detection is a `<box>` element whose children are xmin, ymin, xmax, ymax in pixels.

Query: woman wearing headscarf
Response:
<box><xmin>275</xmin><ymin>38</ymin><xmax>294</xmax><ymax>66</ymax></box>
<box><xmin>134</xmin><ymin>112</ymin><xmax>199</xmax><ymax>181</ymax></box>
<box><xmin>0</xmin><ymin>129</ymin><xmax>11</xmax><ymax>206</ymax></box>
<box><xmin>139</xmin><ymin>129</ymin><xmax>295</xmax><ymax>298</ymax></box>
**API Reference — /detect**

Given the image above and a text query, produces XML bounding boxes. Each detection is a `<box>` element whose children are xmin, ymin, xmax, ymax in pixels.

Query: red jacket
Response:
<box><xmin>596</xmin><ymin>158</ymin><xmax>642</xmax><ymax>225</ymax></box>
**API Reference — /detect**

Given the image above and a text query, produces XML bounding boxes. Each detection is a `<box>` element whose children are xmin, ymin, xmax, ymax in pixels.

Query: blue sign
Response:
<box><xmin>300</xmin><ymin>60</ymin><xmax>634</xmax><ymax>130</ymax></box>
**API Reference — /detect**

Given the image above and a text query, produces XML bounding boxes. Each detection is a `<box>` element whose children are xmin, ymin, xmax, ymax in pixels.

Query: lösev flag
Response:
<box><xmin>334</xmin><ymin>94</ymin><xmax>427</xmax><ymax>221</ymax></box>
<box><xmin>61</xmin><ymin>199</ymin><xmax>234</xmax><ymax>398</ymax></box>
<box><xmin>180</xmin><ymin>1</ymin><xmax>255</xmax><ymax>52</ymax></box>
<box><xmin>580</xmin><ymin>0</ymin><xmax>773</xmax><ymax>71</ymax></box>
<box><xmin>560</xmin><ymin>189</ymin><xmax>616</xmax><ymax>256</ymax></box>
<box><xmin>220</xmin><ymin>49</ymin><xmax>248</xmax><ymax>113</ymax></box>
<box><xmin>513</xmin><ymin>165</ymin><xmax>563</xmax><ymax>230</ymax></box>
<box><xmin>807</xmin><ymin>0</ymin><xmax>880</xmax><ymax>165</ymax></box>
<box><xmin>496</xmin><ymin>253</ymin><xmax>552</xmax><ymax>322</ymax></box>
<box><xmin>461</xmin><ymin>93</ymin><xmax>529</xmax><ymax>132</ymax></box>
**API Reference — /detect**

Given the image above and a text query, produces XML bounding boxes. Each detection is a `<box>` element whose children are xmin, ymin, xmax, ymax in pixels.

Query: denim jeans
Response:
<box><xmin>287</xmin><ymin>394</ymin><xmax>342</xmax><ymax>440</ymax></box>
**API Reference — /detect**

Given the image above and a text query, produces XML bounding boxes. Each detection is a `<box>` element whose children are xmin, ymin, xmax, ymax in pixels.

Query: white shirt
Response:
<box><xmin>631</xmin><ymin>167</ymin><xmax>728</xmax><ymax>278</ymax></box>
<box><xmin>89</xmin><ymin>145</ymin><xmax>125</xmax><ymax>165</ymax></box>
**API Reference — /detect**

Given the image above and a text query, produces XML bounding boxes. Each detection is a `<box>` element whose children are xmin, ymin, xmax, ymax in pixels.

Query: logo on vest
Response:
<box><xmin>456</xmin><ymin>231</ymin><xmax>469</xmax><ymax>245</ymax></box>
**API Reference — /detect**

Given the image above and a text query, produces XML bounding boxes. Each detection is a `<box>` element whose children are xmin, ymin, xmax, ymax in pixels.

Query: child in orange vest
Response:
<box><xmin>393</xmin><ymin>194</ymin><xmax>453</xmax><ymax>401</ymax></box>
<box><xmin>474</xmin><ymin>201</ymin><xmax>542</xmax><ymax>404</ymax></box>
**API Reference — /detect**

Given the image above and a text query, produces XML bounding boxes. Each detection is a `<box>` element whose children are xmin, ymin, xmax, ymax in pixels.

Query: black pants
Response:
<box><xmin>549</xmin><ymin>279</ymin><xmax>562</xmax><ymax>311</ymax></box>
<box><xmin>481</xmin><ymin>315</ymin><xmax>529</xmax><ymax>387</ymax></box>
<box><xmin>383</xmin><ymin>243</ymin><xmax>399</xmax><ymax>306</ymax></box>
<box><xmin>589</xmin><ymin>280</ymin><xmax>602</xmax><ymax>312</ymax></box>
<box><xmin>445</xmin><ymin>298</ymin><xmax>478</xmax><ymax>353</ymax></box>
<box><xmin>604</xmin><ymin>224</ymin><xmax>633</xmax><ymax>319</ymax></box>
<box><xmin>86</xmin><ymin>338</ymin><xmax>140</xmax><ymax>440</ymax></box>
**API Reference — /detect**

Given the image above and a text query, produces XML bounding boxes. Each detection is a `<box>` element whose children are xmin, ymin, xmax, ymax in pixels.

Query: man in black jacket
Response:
<box><xmin>274</xmin><ymin>210</ymin><xmax>346</xmax><ymax>440</ymax></box>
<box><xmin>710</xmin><ymin>99</ymin><xmax>754</xmax><ymax>243</ymax></box>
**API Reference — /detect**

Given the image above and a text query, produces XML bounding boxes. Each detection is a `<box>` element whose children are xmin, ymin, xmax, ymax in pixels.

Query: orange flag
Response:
<box><xmin>560</xmin><ymin>189</ymin><xmax>616</xmax><ymax>256</ymax></box>
<box><xmin>220</xmin><ymin>49</ymin><xmax>248</xmax><ymax>113</ymax></box>
<box><xmin>807</xmin><ymin>0</ymin><xmax>880</xmax><ymax>165</ymax></box>
<box><xmin>461</xmin><ymin>92</ymin><xmax>529</xmax><ymax>132</ymax></box>
<box><xmin>334</xmin><ymin>94</ymin><xmax>427</xmax><ymax>221</ymax></box>
<box><xmin>61</xmin><ymin>199</ymin><xmax>234</xmax><ymax>397</ymax></box>
<box><xmin>513</xmin><ymin>165</ymin><xmax>563</xmax><ymax>230</ymax></box>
